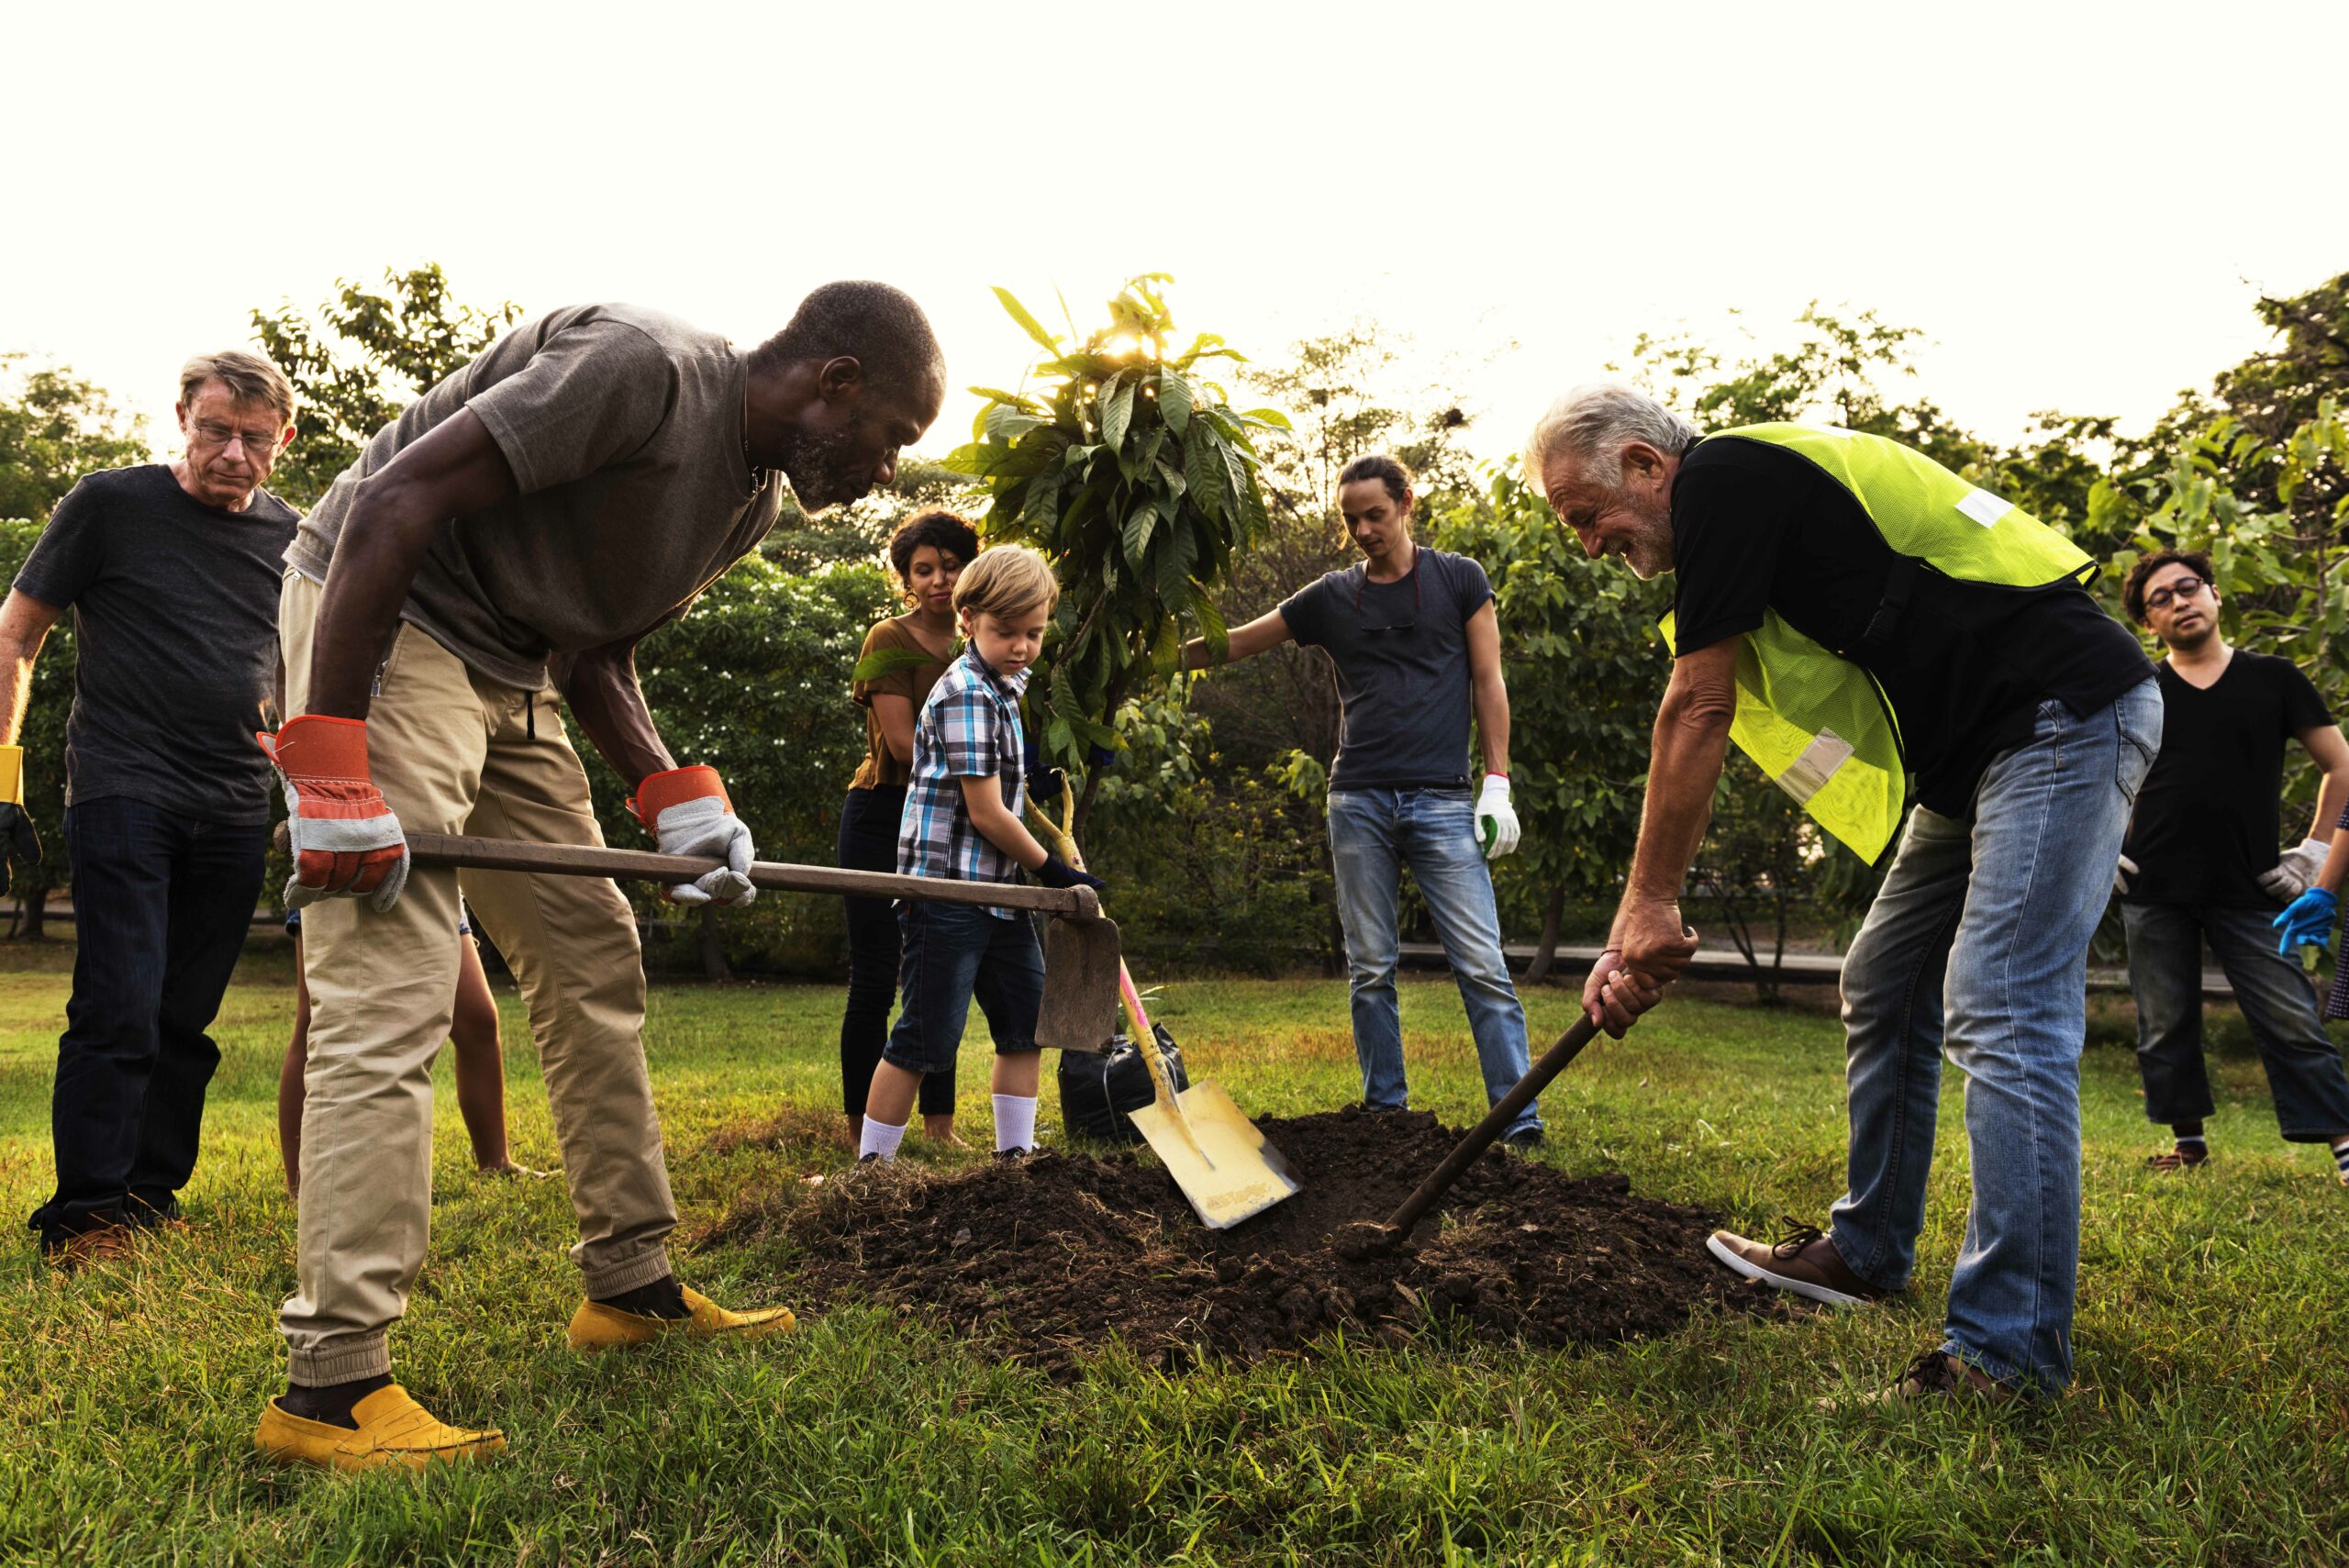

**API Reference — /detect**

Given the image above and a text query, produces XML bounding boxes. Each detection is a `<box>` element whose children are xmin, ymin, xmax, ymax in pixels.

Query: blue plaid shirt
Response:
<box><xmin>896</xmin><ymin>647</ymin><xmax>1030</xmax><ymax>917</ymax></box>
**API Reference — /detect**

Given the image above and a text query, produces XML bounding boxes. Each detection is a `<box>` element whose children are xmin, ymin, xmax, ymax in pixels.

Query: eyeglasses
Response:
<box><xmin>2144</xmin><ymin>578</ymin><xmax>2211</xmax><ymax>613</ymax></box>
<box><xmin>191</xmin><ymin>420</ymin><xmax>281</xmax><ymax>454</ymax></box>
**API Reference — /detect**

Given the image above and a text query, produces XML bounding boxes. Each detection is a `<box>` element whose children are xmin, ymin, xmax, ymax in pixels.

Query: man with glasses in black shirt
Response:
<box><xmin>2116</xmin><ymin>549</ymin><xmax>2349</xmax><ymax>1184</ymax></box>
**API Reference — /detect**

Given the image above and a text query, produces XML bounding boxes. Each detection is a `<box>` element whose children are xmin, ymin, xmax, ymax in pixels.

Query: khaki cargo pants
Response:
<box><xmin>277</xmin><ymin>570</ymin><xmax>676</xmax><ymax>1385</ymax></box>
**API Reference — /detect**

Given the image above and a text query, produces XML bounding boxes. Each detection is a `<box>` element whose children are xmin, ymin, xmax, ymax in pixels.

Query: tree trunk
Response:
<box><xmin>21</xmin><ymin>884</ymin><xmax>50</xmax><ymax>942</ymax></box>
<box><xmin>696</xmin><ymin>906</ymin><xmax>730</xmax><ymax>983</ymax></box>
<box><xmin>1524</xmin><ymin>884</ymin><xmax>1566</xmax><ymax>984</ymax></box>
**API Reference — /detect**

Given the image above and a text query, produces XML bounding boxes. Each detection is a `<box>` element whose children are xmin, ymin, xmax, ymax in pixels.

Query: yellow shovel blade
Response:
<box><xmin>1128</xmin><ymin>1080</ymin><xmax>1302</xmax><ymax>1229</ymax></box>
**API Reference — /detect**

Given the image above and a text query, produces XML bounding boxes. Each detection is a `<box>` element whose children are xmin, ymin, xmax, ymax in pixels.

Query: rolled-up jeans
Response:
<box><xmin>1327</xmin><ymin>786</ymin><xmax>1539</xmax><ymax>1136</ymax></box>
<box><xmin>1827</xmin><ymin>680</ymin><xmax>2160</xmax><ymax>1391</ymax></box>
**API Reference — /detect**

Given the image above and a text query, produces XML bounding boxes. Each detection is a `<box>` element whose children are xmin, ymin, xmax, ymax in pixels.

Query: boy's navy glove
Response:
<box><xmin>2272</xmin><ymin>886</ymin><xmax>2338</xmax><ymax>957</ymax></box>
<box><xmin>1036</xmin><ymin>852</ymin><xmax>1105</xmax><ymax>893</ymax></box>
<box><xmin>1023</xmin><ymin>728</ymin><xmax>1062</xmax><ymax>801</ymax></box>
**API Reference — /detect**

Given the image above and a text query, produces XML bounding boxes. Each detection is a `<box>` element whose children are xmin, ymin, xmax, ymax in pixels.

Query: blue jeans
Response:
<box><xmin>28</xmin><ymin>797</ymin><xmax>267</xmax><ymax>1244</ymax></box>
<box><xmin>2121</xmin><ymin>901</ymin><xmax>2349</xmax><ymax>1140</ymax></box>
<box><xmin>1327</xmin><ymin>787</ymin><xmax>1538</xmax><ymax>1135</ymax></box>
<box><xmin>1827</xmin><ymin>682</ymin><xmax>2161</xmax><ymax>1390</ymax></box>
<box><xmin>882</xmin><ymin>901</ymin><xmax>1044</xmax><ymax>1078</ymax></box>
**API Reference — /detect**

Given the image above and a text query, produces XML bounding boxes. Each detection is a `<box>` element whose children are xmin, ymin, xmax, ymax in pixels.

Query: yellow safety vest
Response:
<box><xmin>1660</xmin><ymin>423</ymin><xmax>2096</xmax><ymax>864</ymax></box>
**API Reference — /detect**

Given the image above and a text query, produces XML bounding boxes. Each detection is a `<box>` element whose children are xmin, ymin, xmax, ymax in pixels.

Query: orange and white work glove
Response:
<box><xmin>256</xmin><ymin>716</ymin><xmax>410</xmax><ymax>912</ymax></box>
<box><xmin>628</xmin><ymin>765</ymin><xmax>756</xmax><ymax>906</ymax></box>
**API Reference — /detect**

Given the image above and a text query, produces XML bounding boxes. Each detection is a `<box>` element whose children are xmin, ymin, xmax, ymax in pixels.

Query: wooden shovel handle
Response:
<box><xmin>273</xmin><ymin>825</ymin><xmax>1100</xmax><ymax>918</ymax></box>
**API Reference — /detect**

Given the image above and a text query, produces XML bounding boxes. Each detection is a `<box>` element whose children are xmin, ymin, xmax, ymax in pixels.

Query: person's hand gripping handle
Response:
<box><xmin>256</xmin><ymin>716</ymin><xmax>410</xmax><ymax>911</ymax></box>
<box><xmin>628</xmin><ymin>765</ymin><xmax>757</xmax><ymax>906</ymax></box>
<box><xmin>0</xmin><ymin>744</ymin><xmax>42</xmax><ymax>898</ymax></box>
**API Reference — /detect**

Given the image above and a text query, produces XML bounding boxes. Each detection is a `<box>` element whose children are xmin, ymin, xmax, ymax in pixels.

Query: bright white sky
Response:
<box><xmin>6</xmin><ymin>2</ymin><xmax>2344</xmax><ymax>467</ymax></box>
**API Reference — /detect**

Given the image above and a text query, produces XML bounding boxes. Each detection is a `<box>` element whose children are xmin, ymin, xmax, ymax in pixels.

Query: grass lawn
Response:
<box><xmin>2</xmin><ymin>945</ymin><xmax>2344</xmax><ymax>1564</ymax></box>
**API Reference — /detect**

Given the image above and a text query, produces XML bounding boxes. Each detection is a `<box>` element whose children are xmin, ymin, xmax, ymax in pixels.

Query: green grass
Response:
<box><xmin>1</xmin><ymin>947</ymin><xmax>2344</xmax><ymax>1564</ymax></box>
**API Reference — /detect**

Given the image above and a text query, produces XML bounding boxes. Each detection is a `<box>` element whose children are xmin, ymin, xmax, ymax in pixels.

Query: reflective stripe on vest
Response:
<box><xmin>1661</xmin><ymin>424</ymin><xmax>2098</xmax><ymax>864</ymax></box>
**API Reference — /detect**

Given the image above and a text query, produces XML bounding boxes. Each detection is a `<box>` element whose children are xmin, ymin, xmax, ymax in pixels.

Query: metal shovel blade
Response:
<box><xmin>1034</xmin><ymin>912</ymin><xmax>1124</xmax><ymax>1055</ymax></box>
<box><xmin>1129</xmin><ymin>1081</ymin><xmax>1304</xmax><ymax>1229</ymax></box>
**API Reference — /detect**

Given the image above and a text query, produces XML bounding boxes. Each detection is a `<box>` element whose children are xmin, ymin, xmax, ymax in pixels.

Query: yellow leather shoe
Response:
<box><xmin>566</xmin><ymin>1284</ymin><xmax>796</xmax><ymax>1352</ymax></box>
<box><xmin>253</xmin><ymin>1384</ymin><xmax>506</xmax><ymax>1472</ymax></box>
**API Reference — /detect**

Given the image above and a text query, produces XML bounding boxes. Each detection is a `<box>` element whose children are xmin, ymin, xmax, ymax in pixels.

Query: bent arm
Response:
<box><xmin>2299</xmin><ymin>723</ymin><xmax>2349</xmax><ymax>846</ymax></box>
<box><xmin>1180</xmin><ymin>607</ymin><xmax>1293</xmax><ymax>671</ymax></box>
<box><xmin>306</xmin><ymin>408</ymin><xmax>518</xmax><ymax>718</ymax></box>
<box><xmin>872</xmin><ymin>693</ymin><xmax>918</xmax><ymax>767</ymax></box>
<box><xmin>0</xmin><ymin>591</ymin><xmax>62</xmax><ymax>746</ymax></box>
<box><xmin>959</xmin><ymin>774</ymin><xmax>1052</xmax><ymax>870</ymax></box>
<box><xmin>1464</xmin><ymin>600</ymin><xmax>1509</xmax><ymax>777</ymax></box>
<box><xmin>1617</xmin><ymin>637</ymin><xmax>1741</xmax><ymax>923</ymax></box>
<box><xmin>551</xmin><ymin>639</ymin><xmax>675</xmax><ymax>791</ymax></box>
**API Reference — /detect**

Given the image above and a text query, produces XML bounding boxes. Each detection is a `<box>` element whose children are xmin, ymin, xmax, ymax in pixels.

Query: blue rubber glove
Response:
<box><xmin>2272</xmin><ymin>886</ymin><xmax>2338</xmax><ymax>957</ymax></box>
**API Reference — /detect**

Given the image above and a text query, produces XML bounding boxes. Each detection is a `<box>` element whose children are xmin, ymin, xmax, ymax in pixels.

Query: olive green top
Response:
<box><xmin>848</xmin><ymin>617</ymin><xmax>952</xmax><ymax>791</ymax></box>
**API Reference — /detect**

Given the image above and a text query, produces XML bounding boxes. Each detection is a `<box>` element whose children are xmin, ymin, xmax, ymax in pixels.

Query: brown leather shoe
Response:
<box><xmin>1821</xmin><ymin>1347</ymin><xmax>2018</xmax><ymax>1411</ymax></box>
<box><xmin>1706</xmin><ymin>1220</ymin><xmax>1886</xmax><ymax>1307</ymax></box>
<box><xmin>43</xmin><ymin>1222</ymin><xmax>136</xmax><ymax>1272</ymax></box>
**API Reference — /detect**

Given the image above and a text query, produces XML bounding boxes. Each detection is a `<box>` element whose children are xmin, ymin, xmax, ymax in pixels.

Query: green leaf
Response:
<box><xmin>967</xmin><ymin>385</ymin><xmax>1047</xmax><ymax>414</ymax></box>
<box><xmin>1101</xmin><ymin>373</ymin><xmax>1137</xmax><ymax>451</ymax></box>
<box><xmin>985</xmin><ymin>405</ymin><xmax>1046</xmax><ymax>443</ymax></box>
<box><xmin>1185</xmin><ymin>428</ymin><xmax>1226</xmax><ymax>519</ymax></box>
<box><xmin>1122</xmin><ymin>504</ymin><xmax>1156</xmax><ymax>570</ymax></box>
<box><xmin>1235</xmin><ymin>406</ymin><xmax>1292</xmax><ymax>430</ymax></box>
<box><xmin>994</xmin><ymin>287</ymin><xmax>1062</xmax><ymax>354</ymax></box>
<box><xmin>1158</xmin><ymin>365</ymin><xmax>1194</xmax><ymax>437</ymax></box>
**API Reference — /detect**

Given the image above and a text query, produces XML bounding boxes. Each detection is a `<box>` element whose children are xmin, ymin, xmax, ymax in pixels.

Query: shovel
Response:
<box><xmin>279</xmin><ymin>828</ymin><xmax>1126</xmax><ymax>1054</ymax></box>
<box><xmin>1025</xmin><ymin>788</ymin><xmax>1301</xmax><ymax>1229</ymax></box>
<box><xmin>1338</xmin><ymin>1015</ymin><xmax>1600</xmax><ymax>1257</ymax></box>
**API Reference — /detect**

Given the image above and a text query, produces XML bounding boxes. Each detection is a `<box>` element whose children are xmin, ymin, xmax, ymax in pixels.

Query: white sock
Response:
<box><xmin>859</xmin><ymin>1117</ymin><xmax>908</xmax><ymax>1162</ymax></box>
<box><xmin>992</xmin><ymin>1094</ymin><xmax>1038</xmax><ymax>1153</ymax></box>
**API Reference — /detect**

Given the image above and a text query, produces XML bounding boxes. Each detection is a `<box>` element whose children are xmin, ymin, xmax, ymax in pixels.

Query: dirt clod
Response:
<box><xmin>714</xmin><ymin>1106</ymin><xmax>1778</xmax><ymax>1373</ymax></box>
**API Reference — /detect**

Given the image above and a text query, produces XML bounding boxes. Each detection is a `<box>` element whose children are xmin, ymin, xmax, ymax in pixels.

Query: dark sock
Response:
<box><xmin>280</xmin><ymin>1373</ymin><xmax>394</xmax><ymax>1429</ymax></box>
<box><xmin>595</xmin><ymin>1274</ymin><xmax>689</xmax><ymax>1319</ymax></box>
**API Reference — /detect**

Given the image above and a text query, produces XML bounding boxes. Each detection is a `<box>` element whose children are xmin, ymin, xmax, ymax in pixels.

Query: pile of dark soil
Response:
<box><xmin>704</xmin><ymin>1106</ymin><xmax>1782</xmax><ymax>1373</ymax></box>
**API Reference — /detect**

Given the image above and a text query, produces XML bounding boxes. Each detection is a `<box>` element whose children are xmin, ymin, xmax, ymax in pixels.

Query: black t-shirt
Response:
<box><xmin>16</xmin><ymin>465</ymin><xmax>298</xmax><ymax>823</ymax></box>
<box><xmin>2121</xmin><ymin>651</ymin><xmax>2331</xmax><ymax>906</ymax></box>
<box><xmin>1278</xmin><ymin>547</ymin><xmax>1495</xmax><ymax>791</ymax></box>
<box><xmin>1670</xmin><ymin>437</ymin><xmax>2151</xmax><ymax>817</ymax></box>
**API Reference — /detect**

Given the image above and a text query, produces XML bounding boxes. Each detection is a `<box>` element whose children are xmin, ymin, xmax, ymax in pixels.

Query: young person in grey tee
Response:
<box><xmin>2</xmin><ymin>351</ymin><xmax>300</xmax><ymax>1266</ymax></box>
<box><xmin>1182</xmin><ymin>454</ymin><xmax>1540</xmax><ymax>1145</ymax></box>
<box><xmin>252</xmin><ymin>284</ymin><xmax>947</xmax><ymax>1472</ymax></box>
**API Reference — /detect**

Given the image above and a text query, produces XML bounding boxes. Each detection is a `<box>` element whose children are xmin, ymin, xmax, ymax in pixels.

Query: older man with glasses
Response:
<box><xmin>2117</xmin><ymin>549</ymin><xmax>2349</xmax><ymax>1187</ymax></box>
<box><xmin>7</xmin><ymin>350</ymin><xmax>300</xmax><ymax>1267</ymax></box>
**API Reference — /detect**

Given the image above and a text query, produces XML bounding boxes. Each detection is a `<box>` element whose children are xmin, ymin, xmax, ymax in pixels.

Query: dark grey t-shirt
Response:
<box><xmin>16</xmin><ymin>465</ymin><xmax>298</xmax><ymax>823</ymax></box>
<box><xmin>1277</xmin><ymin>547</ymin><xmax>1496</xmax><ymax>792</ymax></box>
<box><xmin>288</xmin><ymin>303</ymin><xmax>785</xmax><ymax>690</ymax></box>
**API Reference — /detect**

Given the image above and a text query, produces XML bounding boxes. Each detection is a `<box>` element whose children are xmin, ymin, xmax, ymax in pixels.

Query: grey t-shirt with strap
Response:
<box><xmin>1277</xmin><ymin>547</ymin><xmax>1496</xmax><ymax>792</ymax></box>
<box><xmin>288</xmin><ymin>303</ymin><xmax>785</xmax><ymax>691</ymax></box>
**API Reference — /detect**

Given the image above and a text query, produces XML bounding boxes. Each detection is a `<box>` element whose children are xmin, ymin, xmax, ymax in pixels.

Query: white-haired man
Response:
<box><xmin>1531</xmin><ymin>384</ymin><xmax>2157</xmax><ymax>1403</ymax></box>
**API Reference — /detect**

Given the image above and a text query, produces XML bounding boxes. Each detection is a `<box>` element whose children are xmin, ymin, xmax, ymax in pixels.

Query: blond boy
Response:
<box><xmin>858</xmin><ymin>546</ymin><xmax>1102</xmax><ymax>1162</ymax></box>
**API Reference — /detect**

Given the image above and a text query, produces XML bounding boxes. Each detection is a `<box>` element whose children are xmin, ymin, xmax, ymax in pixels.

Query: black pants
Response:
<box><xmin>838</xmin><ymin>786</ymin><xmax>952</xmax><ymax>1118</ymax></box>
<box><xmin>2121</xmin><ymin>900</ymin><xmax>2349</xmax><ymax>1139</ymax></box>
<box><xmin>29</xmin><ymin>797</ymin><xmax>267</xmax><ymax>1244</ymax></box>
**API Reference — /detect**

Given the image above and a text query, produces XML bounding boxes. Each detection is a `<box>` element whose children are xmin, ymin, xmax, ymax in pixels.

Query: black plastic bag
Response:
<box><xmin>1057</xmin><ymin>1021</ymin><xmax>1189</xmax><ymax>1145</ymax></box>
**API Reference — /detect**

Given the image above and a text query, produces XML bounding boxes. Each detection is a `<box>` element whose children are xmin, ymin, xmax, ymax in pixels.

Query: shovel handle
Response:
<box><xmin>1375</xmin><ymin>1014</ymin><xmax>1600</xmax><ymax>1241</ymax></box>
<box><xmin>275</xmin><ymin>826</ymin><xmax>1100</xmax><ymax>918</ymax></box>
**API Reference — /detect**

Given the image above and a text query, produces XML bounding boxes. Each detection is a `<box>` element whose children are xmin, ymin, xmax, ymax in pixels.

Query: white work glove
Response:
<box><xmin>2114</xmin><ymin>853</ymin><xmax>2137</xmax><ymax>896</ymax></box>
<box><xmin>628</xmin><ymin>765</ymin><xmax>757</xmax><ymax>906</ymax></box>
<box><xmin>2258</xmin><ymin>837</ymin><xmax>2331</xmax><ymax>902</ymax></box>
<box><xmin>1475</xmin><ymin>773</ymin><xmax>1520</xmax><ymax>860</ymax></box>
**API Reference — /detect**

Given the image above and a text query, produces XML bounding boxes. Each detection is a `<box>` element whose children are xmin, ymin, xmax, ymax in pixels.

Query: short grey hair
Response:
<box><xmin>1522</xmin><ymin>384</ymin><xmax>1699</xmax><ymax>494</ymax></box>
<box><xmin>179</xmin><ymin>350</ymin><xmax>295</xmax><ymax>424</ymax></box>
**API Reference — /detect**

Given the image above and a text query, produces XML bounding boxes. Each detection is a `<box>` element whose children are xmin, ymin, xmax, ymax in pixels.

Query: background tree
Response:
<box><xmin>944</xmin><ymin>275</ymin><xmax>1287</xmax><ymax>832</ymax></box>
<box><xmin>0</xmin><ymin>357</ymin><xmax>149</xmax><ymax>521</ymax></box>
<box><xmin>250</xmin><ymin>264</ymin><xmax>522</xmax><ymax>509</ymax></box>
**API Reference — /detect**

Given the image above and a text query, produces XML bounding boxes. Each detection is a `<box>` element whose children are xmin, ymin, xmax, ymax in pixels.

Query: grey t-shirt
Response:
<box><xmin>288</xmin><ymin>303</ymin><xmax>785</xmax><ymax>690</ymax></box>
<box><xmin>16</xmin><ymin>464</ymin><xmax>298</xmax><ymax>823</ymax></box>
<box><xmin>1277</xmin><ymin>547</ymin><xmax>1496</xmax><ymax>792</ymax></box>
